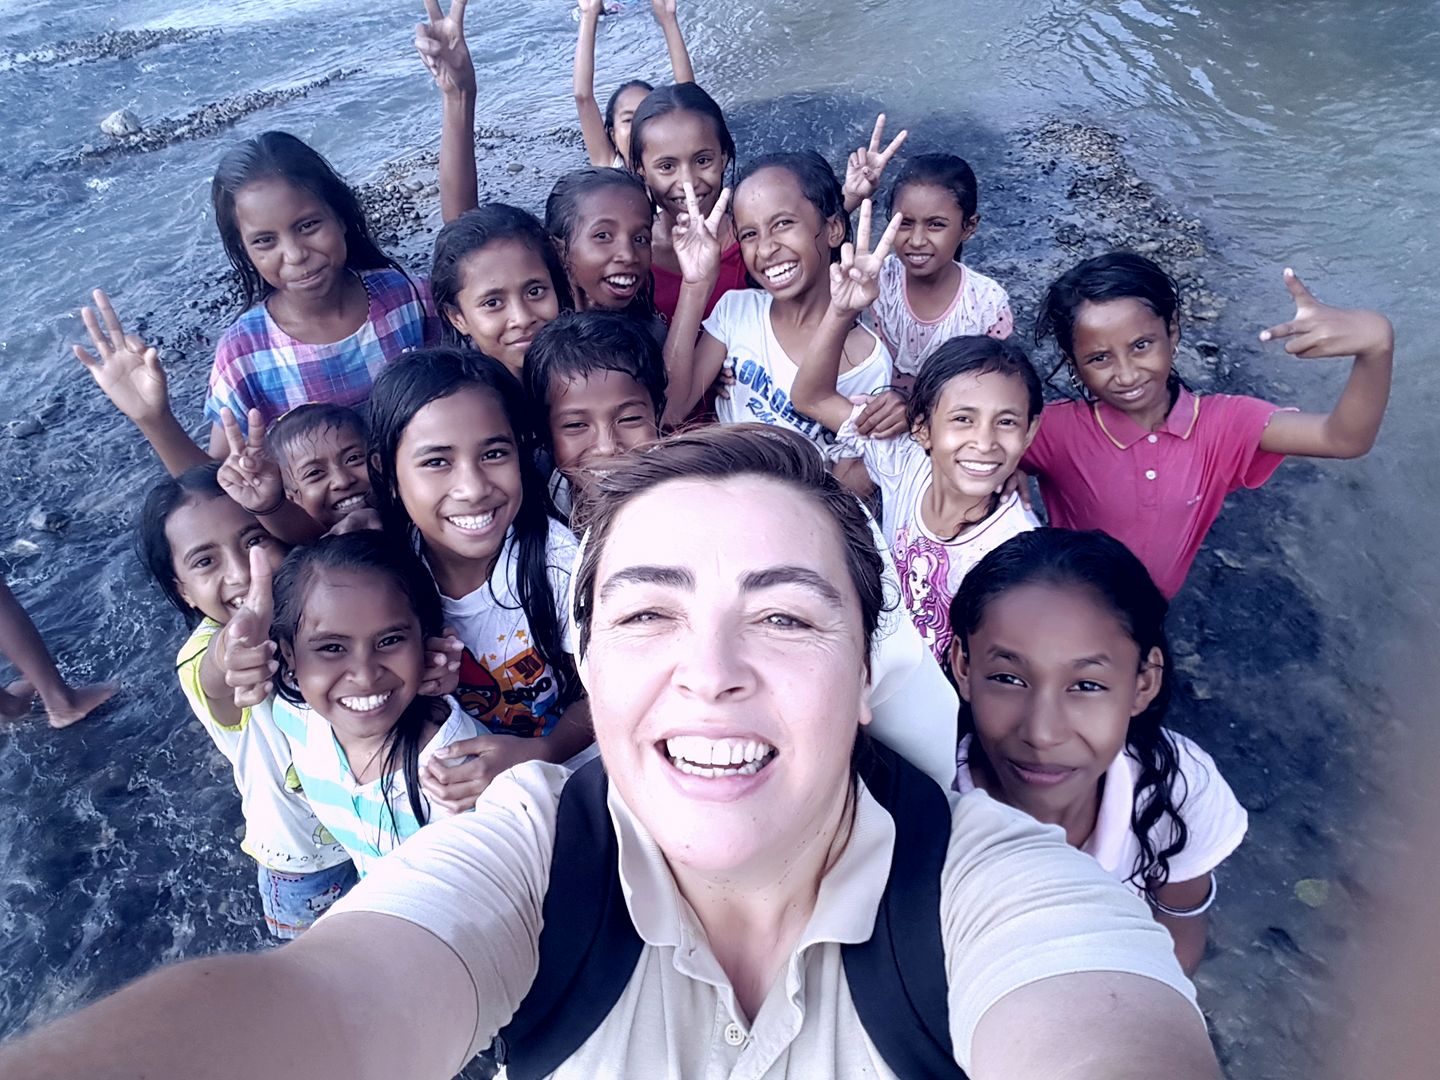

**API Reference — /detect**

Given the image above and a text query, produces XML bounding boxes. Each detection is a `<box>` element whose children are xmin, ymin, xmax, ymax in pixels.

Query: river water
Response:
<box><xmin>1</xmin><ymin>1</ymin><xmax>1435</xmax><ymax>1075</ymax></box>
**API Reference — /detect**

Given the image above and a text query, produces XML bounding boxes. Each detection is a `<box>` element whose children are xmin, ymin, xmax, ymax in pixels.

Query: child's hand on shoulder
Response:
<box><xmin>218</xmin><ymin>408</ymin><xmax>287</xmax><ymax>518</ymax></box>
<box><xmin>1259</xmin><ymin>267</ymin><xmax>1394</xmax><ymax>361</ymax></box>
<box><xmin>843</xmin><ymin>113</ymin><xmax>907</xmax><ymax>209</ymax></box>
<box><xmin>853</xmin><ymin>389</ymin><xmax>908</xmax><ymax>439</ymax></box>
<box><xmin>829</xmin><ymin>199</ymin><xmax>902</xmax><ymax>316</ymax></box>
<box><xmin>222</xmin><ymin>546</ymin><xmax>278</xmax><ymax>709</ymax></box>
<box><xmin>418</xmin><ymin>629</ymin><xmax>464</xmax><ymax>698</ymax></box>
<box><xmin>415</xmin><ymin>0</ymin><xmax>475</xmax><ymax>96</ymax></box>
<box><xmin>672</xmin><ymin>181</ymin><xmax>732</xmax><ymax>285</ymax></box>
<box><xmin>421</xmin><ymin>732</ymin><xmax>554</xmax><ymax>813</ymax></box>
<box><xmin>73</xmin><ymin>289</ymin><xmax>171</xmax><ymax>424</ymax></box>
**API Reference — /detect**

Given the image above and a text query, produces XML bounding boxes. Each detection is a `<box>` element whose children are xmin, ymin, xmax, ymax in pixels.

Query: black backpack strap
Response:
<box><xmin>843</xmin><ymin>741</ymin><xmax>969</xmax><ymax>1079</ymax></box>
<box><xmin>495</xmin><ymin>757</ymin><xmax>644</xmax><ymax>1080</ymax></box>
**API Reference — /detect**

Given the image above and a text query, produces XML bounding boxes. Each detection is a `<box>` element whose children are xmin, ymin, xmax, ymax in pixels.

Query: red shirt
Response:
<box><xmin>1022</xmin><ymin>389</ymin><xmax>1287</xmax><ymax>597</ymax></box>
<box><xmin>652</xmin><ymin>242</ymin><xmax>747</xmax><ymax>322</ymax></box>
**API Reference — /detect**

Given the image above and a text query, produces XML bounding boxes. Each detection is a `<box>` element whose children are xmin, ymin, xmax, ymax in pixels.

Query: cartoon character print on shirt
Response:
<box><xmin>455</xmin><ymin>632</ymin><xmax>559</xmax><ymax>739</ymax></box>
<box><xmin>894</xmin><ymin>527</ymin><xmax>953</xmax><ymax>663</ymax></box>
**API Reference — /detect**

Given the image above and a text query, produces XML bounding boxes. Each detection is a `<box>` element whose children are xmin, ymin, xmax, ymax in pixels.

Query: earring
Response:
<box><xmin>1067</xmin><ymin>366</ymin><xmax>1092</xmax><ymax>401</ymax></box>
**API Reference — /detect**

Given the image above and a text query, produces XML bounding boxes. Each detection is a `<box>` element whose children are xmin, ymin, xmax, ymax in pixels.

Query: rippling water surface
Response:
<box><xmin>1</xmin><ymin>1</ymin><xmax>1436</xmax><ymax>1074</ymax></box>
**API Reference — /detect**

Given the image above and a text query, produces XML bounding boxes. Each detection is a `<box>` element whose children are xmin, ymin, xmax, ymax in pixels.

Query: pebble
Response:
<box><xmin>100</xmin><ymin>108</ymin><xmax>142</xmax><ymax>137</ymax></box>
<box><xmin>1294</xmin><ymin>879</ymin><xmax>1330</xmax><ymax>909</ymax></box>
<box><xmin>1194</xmin><ymin>339</ymin><xmax>1221</xmax><ymax>357</ymax></box>
<box><xmin>1054</xmin><ymin>223</ymin><xmax>1084</xmax><ymax>245</ymax></box>
<box><xmin>161</xmin><ymin>349</ymin><xmax>184</xmax><ymax>365</ymax></box>
<box><xmin>6</xmin><ymin>418</ymin><xmax>43</xmax><ymax>438</ymax></box>
<box><xmin>506</xmin><ymin>162</ymin><xmax>525</xmax><ymax>174</ymax></box>
<box><xmin>2</xmin><ymin>539</ymin><xmax>42</xmax><ymax>561</ymax></box>
<box><xmin>26</xmin><ymin>508</ymin><xmax>70</xmax><ymax>533</ymax></box>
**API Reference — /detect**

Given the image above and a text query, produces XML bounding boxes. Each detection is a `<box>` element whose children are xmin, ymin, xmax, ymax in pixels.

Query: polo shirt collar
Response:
<box><xmin>607</xmin><ymin>780</ymin><xmax>896</xmax><ymax>956</ymax></box>
<box><xmin>1092</xmin><ymin>386</ymin><xmax>1200</xmax><ymax>449</ymax></box>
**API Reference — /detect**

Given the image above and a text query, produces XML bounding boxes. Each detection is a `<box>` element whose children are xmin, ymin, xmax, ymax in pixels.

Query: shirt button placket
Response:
<box><xmin>724</xmin><ymin>1021</ymin><xmax>747</xmax><ymax>1047</ymax></box>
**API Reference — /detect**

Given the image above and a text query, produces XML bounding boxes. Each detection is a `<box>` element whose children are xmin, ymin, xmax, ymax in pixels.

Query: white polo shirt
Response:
<box><xmin>330</xmin><ymin>761</ymin><xmax>1199</xmax><ymax>1077</ymax></box>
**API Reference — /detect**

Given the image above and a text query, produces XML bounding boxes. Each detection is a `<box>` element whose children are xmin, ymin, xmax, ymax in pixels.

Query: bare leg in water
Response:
<box><xmin>0</xmin><ymin>577</ymin><xmax>118</xmax><ymax>728</ymax></box>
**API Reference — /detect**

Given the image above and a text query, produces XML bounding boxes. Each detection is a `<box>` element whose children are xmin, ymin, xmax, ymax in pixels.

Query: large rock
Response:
<box><xmin>100</xmin><ymin>109</ymin><xmax>142</xmax><ymax>137</ymax></box>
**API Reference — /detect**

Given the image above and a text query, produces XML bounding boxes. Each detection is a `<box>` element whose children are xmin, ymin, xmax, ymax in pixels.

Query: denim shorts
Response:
<box><xmin>256</xmin><ymin>861</ymin><xmax>358</xmax><ymax>940</ymax></box>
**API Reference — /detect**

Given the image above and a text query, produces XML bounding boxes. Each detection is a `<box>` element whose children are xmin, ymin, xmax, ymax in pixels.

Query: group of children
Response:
<box><xmin>27</xmin><ymin>0</ymin><xmax>1392</xmax><ymax>965</ymax></box>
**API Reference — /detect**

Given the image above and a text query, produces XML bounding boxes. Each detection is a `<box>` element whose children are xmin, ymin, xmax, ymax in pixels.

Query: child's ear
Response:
<box><xmin>1021</xmin><ymin>412</ymin><xmax>1042</xmax><ymax>452</ymax></box>
<box><xmin>959</xmin><ymin>213</ymin><xmax>980</xmax><ymax>242</ymax></box>
<box><xmin>911</xmin><ymin>415</ymin><xmax>933</xmax><ymax>454</ymax></box>
<box><xmin>443</xmin><ymin>304</ymin><xmax>470</xmax><ymax>339</ymax></box>
<box><xmin>1166</xmin><ymin>317</ymin><xmax>1181</xmax><ymax>352</ymax></box>
<box><xmin>1131</xmin><ymin>645</ymin><xmax>1165</xmax><ymax>716</ymax></box>
<box><xmin>826</xmin><ymin>214</ymin><xmax>847</xmax><ymax>250</ymax></box>
<box><xmin>949</xmin><ymin>640</ymin><xmax>972</xmax><ymax>701</ymax></box>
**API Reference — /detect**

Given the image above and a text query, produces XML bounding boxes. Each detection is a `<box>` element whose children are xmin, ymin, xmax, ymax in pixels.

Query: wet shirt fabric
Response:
<box><xmin>652</xmin><ymin>241</ymin><xmax>748</xmax><ymax>322</ymax></box>
<box><xmin>872</xmin><ymin>256</ymin><xmax>1014</xmax><ymax>376</ymax></box>
<box><xmin>852</xmin><ymin>433</ymin><xmax>1039</xmax><ymax>665</ymax></box>
<box><xmin>269</xmin><ymin>694</ymin><xmax>479</xmax><ymax>877</ymax></box>
<box><xmin>329</xmin><ymin>761</ymin><xmax>1198</xmax><ymax>1077</ymax></box>
<box><xmin>176</xmin><ymin>619</ymin><xmax>350</xmax><ymax>873</ymax></box>
<box><xmin>954</xmin><ymin>730</ymin><xmax>1248</xmax><ymax>897</ymax></box>
<box><xmin>1022</xmin><ymin>389</ymin><xmax>1288</xmax><ymax>597</ymax></box>
<box><xmin>441</xmin><ymin>518</ymin><xmax>579</xmax><ymax>738</ymax></box>
<box><xmin>204</xmin><ymin>268</ymin><xmax>437</xmax><ymax>429</ymax></box>
<box><xmin>704</xmin><ymin>289</ymin><xmax>894</xmax><ymax>457</ymax></box>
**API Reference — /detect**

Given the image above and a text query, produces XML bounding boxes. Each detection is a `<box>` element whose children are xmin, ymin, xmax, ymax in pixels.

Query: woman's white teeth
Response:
<box><xmin>763</xmin><ymin>262</ymin><xmax>798</xmax><ymax>283</ymax></box>
<box><xmin>665</xmin><ymin>735</ymin><xmax>776</xmax><ymax>777</ymax></box>
<box><xmin>447</xmin><ymin>511</ymin><xmax>495</xmax><ymax>531</ymax></box>
<box><xmin>340</xmin><ymin>692</ymin><xmax>391</xmax><ymax>712</ymax></box>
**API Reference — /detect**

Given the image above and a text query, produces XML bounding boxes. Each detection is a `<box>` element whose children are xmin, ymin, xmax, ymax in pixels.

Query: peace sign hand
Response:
<box><xmin>222</xmin><ymin>546</ymin><xmax>278</xmax><ymax>710</ymax></box>
<box><xmin>672</xmin><ymin>181</ymin><xmax>732</xmax><ymax>286</ymax></box>
<box><xmin>829</xmin><ymin>199</ymin><xmax>901</xmax><ymax>316</ymax></box>
<box><xmin>217</xmin><ymin>408</ymin><xmax>286</xmax><ymax>517</ymax></box>
<box><xmin>415</xmin><ymin>0</ymin><xmax>475</xmax><ymax>96</ymax></box>
<box><xmin>1258</xmin><ymin>268</ymin><xmax>1394</xmax><ymax>360</ymax></box>
<box><xmin>72</xmin><ymin>289</ymin><xmax>171</xmax><ymax>425</ymax></box>
<box><xmin>843</xmin><ymin>113</ymin><xmax>908</xmax><ymax>208</ymax></box>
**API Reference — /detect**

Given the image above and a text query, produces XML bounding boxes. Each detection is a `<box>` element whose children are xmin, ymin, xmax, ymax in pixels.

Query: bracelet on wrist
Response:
<box><xmin>1148</xmin><ymin>871</ymin><xmax>1217</xmax><ymax>918</ymax></box>
<box><xmin>251</xmin><ymin>493</ymin><xmax>287</xmax><ymax>517</ymax></box>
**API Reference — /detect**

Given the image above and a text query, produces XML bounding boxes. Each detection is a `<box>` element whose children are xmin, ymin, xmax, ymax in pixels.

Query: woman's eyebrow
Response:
<box><xmin>740</xmin><ymin>566</ymin><xmax>843</xmax><ymax>606</ymax></box>
<box><xmin>599</xmin><ymin>565</ymin><xmax>694</xmax><ymax>601</ymax></box>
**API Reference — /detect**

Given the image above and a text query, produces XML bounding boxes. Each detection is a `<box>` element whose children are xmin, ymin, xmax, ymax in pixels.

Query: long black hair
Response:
<box><xmin>885</xmin><ymin>152</ymin><xmax>980</xmax><ymax>262</ymax></box>
<box><xmin>604</xmin><ymin>78</ymin><xmax>653</xmax><ymax>150</ymax></box>
<box><xmin>430</xmin><ymin>203</ymin><xmax>574</xmax><ymax>348</ymax></box>
<box><xmin>211</xmin><ymin>131</ymin><xmax>407</xmax><ymax>313</ymax></box>
<box><xmin>627</xmin><ymin>82</ymin><xmax>736</xmax><ymax>189</ymax></box>
<box><xmin>545</xmin><ymin>168</ymin><xmax>658</xmax><ymax>321</ymax></box>
<box><xmin>1034</xmin><ymin>251</ymin><xmax>1186</xmax><ymax>399</ymax></box>
<box><xmin>136</xmin><ymin>463</ymin><xmax>242</xmax><ymax>627</ymax></box>
<box><xmin>365</xmin><ymin>348</ymin><xmax>579</xmax><ymax>713</ymax></box>
<box><xmin>270</xmin><ymin>531</ymin><xmax>445</xmax><ymax>839</ymax></box>
<box><xmin>949</xmin><ymin>528</ymin><xmax>1190</xmax><ymax>891</ymax></box>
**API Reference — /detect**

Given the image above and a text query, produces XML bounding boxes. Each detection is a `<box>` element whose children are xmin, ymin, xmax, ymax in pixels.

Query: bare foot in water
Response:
<box><xmin>41</xmin><ymin>681</ymin><xmax>120</xmax><ymax>728</ymax></box>
<box><xmin>0</xmin><ymin>678</ymin><xmax>36</xmax><ymax>720</ymax></box>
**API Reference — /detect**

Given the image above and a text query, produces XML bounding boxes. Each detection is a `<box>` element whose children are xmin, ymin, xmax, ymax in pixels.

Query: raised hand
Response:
<box><xmin>72</xmin><ymin>289</ymin><xmax>171</xmax><ymax>424</ymax></box>
<box><xmin>420</xmin><ymin>733</ymin><xmax>549</xmax><ymax>814</ymax></box>
<box><xmin>577</xmin><ymin>0</ymin><xmax>604</xmax><ymax>16</ymax></box>
<box><xmin>843</xmin><ymin>113</ymin><xmax>908</xmax><ymax>209</ymax></box>
<box><xmin>418</xmin><ymin>629</ymin><xmax>464</xmax><ymax>698</ymax></box>
<box><xmin>217</xmin><ymin>408</ymin><xmax>286</xmax><ymax>516</ymax></box>
<box><xmin>672</xmin><ymin>181</ymin><xmax>732</xmax><ymax>285</ymax></box>
<box><xmin>650</xmin><ymin>0</ymin><xmax>678</xmax><ymax>17</ymax></box>
<box><xmin>1259</xmin><ymin>268</ymin><xmax>1394</xmax><ymax>360</ymax></box>
<box><xmin>222</xmin><ymin>546</ymin><xmax>278</xmax><ymax>710</ymax></box>
<box><xmin>415</xmin><ymin>0</ymin><xmax>475</xmax><ymax>96</ymax></box>
<box><xmin>829</xmin><ymin>199</ymin><xmax>901</xmax><ymax>315</ymax></box>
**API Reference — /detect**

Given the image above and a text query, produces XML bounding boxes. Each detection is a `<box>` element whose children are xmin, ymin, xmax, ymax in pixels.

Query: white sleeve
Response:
<box><xmin>327</xmin><ymin>761</ymin><xmax>568</xmax><ymax>1061</ymax></box>
<box><xmin>943</xmin><ymin>793</ymin><xmax>1199</xmax><ymax>1071</ymax></box>
<box><xmin>1161</xmin><ymin>732</ymin><xmax>1249</xmax><ymax>883</ymax></box>
<box><xmin>700</xmin><ymin>288</ymin><xmax>743</xmax><ymax>346</ymax></box>
<box><xmin>546</xmin><ymin>520</ymin><xmax>582</xmax><ymax>657</ymax></box>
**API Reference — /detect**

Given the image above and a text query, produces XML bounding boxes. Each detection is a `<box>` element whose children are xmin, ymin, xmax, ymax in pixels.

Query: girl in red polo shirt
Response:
<box><xmin>1024</xmin><ymin>252</ymin><xmax>1393</xmax><ymax>597</ymax></box>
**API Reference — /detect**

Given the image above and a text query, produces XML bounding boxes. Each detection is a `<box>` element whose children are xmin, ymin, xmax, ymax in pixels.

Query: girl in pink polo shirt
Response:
<box><xmin>1024</xmin><ymin>252</ymin><xmax>1393</xmax><ymax>597</ymax></box>
<box><xmin>949</xmin><ymin>527</ymin><xmax>1248</xmax><ymax>974</ymax></box>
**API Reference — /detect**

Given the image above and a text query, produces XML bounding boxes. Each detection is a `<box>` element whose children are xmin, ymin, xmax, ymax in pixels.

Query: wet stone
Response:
<box><xmin>100</xmin><ymin>109</ymin><xmax>142</xmax><ymax>137</ymax></box>
<box><xmin>7</xmin><ymin>417</ymin><xmax>44</xmax><ymax>438</ymax></box>
<box><xmin>506</xmin><ymin>161</ymin><xmax>525</xmax><ymax>174</ymax></box>
<box><xmin>26</xmin><ymin>508</ymin><xmax>70</xmax><ymax>533</ymax></box>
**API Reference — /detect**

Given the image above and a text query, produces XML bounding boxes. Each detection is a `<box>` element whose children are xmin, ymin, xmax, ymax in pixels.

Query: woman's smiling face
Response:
<box><xmin>581</xmin><ymin>475</ymin><xmax>871</xmax><ymax>877</ymax></box>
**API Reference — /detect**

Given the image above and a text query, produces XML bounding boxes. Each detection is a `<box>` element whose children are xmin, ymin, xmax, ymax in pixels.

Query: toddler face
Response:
<box><xmin>281</xmin><ymin>423</ymin><xmax>371</xmax><ymax>529</ymax></box>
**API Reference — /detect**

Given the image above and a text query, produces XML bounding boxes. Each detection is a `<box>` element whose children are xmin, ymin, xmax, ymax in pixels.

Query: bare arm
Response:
<box><xmin>0</xmin><ymin>912</ymin><xmax>477</xmax><ymax>1080</ymax></box>
<box><xmin>971</xmin><ymin>972</ymin><xmax>1220</xmax><ymax>1080</ymax></box>
<box><xmin>1256</xmin><ymin>268</ymin><xmax>1394</xmax><ymax>459</ymax></box>
<box><xmin>652</xmin><ymin>0</ymin><xmax>695</xmax><ymax>83</ymax></box>
<box><xmin>660</xmin><ymin>182</ymin><xmax>731</xmax><ymax>424</ymax></box>
<box><xmin>1149</xmin><ymin>875</ymin><xmax>1212</xmax><ymax>977</ymax></box>
<box><xmin>417</xmin><ymin>0</ymin><xmax>479</xmax><ymax>220</ymax></box>
<box><xmin>573</xmin><ymin>0</ymin><xmax>615</xmax><ymax>166</ymax></box>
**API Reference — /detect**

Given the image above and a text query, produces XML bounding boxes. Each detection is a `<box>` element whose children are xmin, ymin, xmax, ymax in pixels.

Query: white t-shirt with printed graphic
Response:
<box><xmin>442</xmin><ymin>517</ymin><xmax>579</xmax><ymax>739</ymax></box>
<box><xmin>859</xmin><ymin>434</ymin><xmax>1039</xmax><ymax>666</ymax></box>
<box><xmin>873</xmin><ymin>256</ymin><xmax>1014</xmax><ymax>377</ymax></box>
<box><xmin>703</xmin><ymin>289</ymin><xmax>893</xmax><ymax>456</ymax></box>
<box><xmin>955</xmin><ymin>730</ymin><xmax>1248</xmax><ymax>898</ymax></box>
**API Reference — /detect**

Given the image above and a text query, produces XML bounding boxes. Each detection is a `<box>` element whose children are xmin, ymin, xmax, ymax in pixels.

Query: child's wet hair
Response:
<box><xmin>211</xmin><ymin>131</ymin><xmax>404</xmax><ymax>313</ymax></box>
<box><xmin>136</xmin><ymin>463</ymin><xmax>231</xmax><ymax>625</ymax></box>
<box><xmin>268</xmin><ymin>403</ymin><xmax>366</xmax><ymax>472</ymax></box>
<box><xmin>736</xmin><ymin>150</ymin><xmax>852</xmax><ymax>264</ymax></box>
<box><xmin>885</xmin><ymin>152</ymin><xmax>980</xmax><ymax>262</ymax></box>
<box><xmin>365</xmin><ymin>347</ymin><xmax>579</xmax><ymax>711</ymax></box>
<box><xmin>1035</xmin><ymin>251</ymin><xmax>1182</xmax><ymax>360</ymax></box>
<box><xmin>627</xmin><ymin>82</ymin><xmax>736</xmax><ymax>178</ymax></box>
<box><xmin>431</xmin><ymin>203</ymin><xmax>574</xmax><ymax>346</ymax></box>
<box><xmin>545</xmin><ymin>168</ymin><xmax>658</xmax><ymax>318</ymax></box>
<box><xmin>950</xmin><ymin>528</ymin><xmax>1189</xmax><ymax>890</ymax></box>
<box><xmin>523</xmin><ymin>311</ymin><xmax>668</xmax><ymax>445</ymax></box>
<box><xmin>604</xmin><ymin>78</ymin><xmax>653</xmax><ymax>147</ymax></box>
<box><xmin>269</xmin><ymin>530</ymin><xmax>444</xmax><ymax>831</ymax></box>
<box><xmin>906</xmin><ymin>336</ymin><xmax>1043</xmax><ymax>433</ymax></box>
